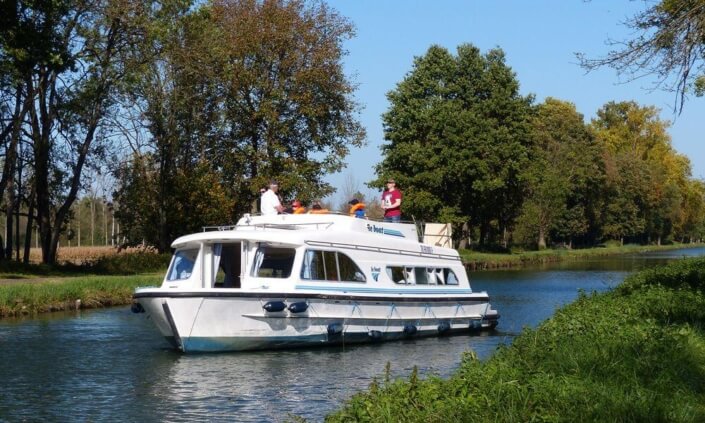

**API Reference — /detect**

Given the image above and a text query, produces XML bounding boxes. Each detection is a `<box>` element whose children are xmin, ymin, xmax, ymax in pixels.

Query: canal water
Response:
<box><xmin>0</xmin><ymin>247</ymin><xmax>703</xmax><ymax>422</ymax></box>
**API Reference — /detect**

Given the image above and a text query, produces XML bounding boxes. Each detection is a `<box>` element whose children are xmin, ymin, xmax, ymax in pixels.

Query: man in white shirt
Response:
<box><xmin>260</xmin><ymin>180</ymin><xmax>284</xmax><ymax>215</ymax></box>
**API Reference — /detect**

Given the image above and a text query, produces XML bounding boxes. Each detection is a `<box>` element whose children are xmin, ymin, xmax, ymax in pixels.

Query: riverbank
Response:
<box><xmin>0</xmin><ymin>274</ymin><xmax>163</xmax><ymax>317</ymax></box>
<box><xmin>460</xmin><ymin>242</ymin><xmax>704</xmax><ymax>270</ymax></box>
<box><xmin>327</xmin><ymin>257</ymin><xmax>705</xmax><ymax>421</ymax></box>
<box><xmin>0</xmin><ymin>252</ymin><xmax>169</xmax><ymax>318</ymax></box>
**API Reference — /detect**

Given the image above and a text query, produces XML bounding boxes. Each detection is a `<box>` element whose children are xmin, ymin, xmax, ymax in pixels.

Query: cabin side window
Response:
<box><xmin>444</xmin><ymin>268</ymin><xmax>459</xmax><ymax>285</ymax></box>
<box><xmin>167</xmin><ymin>248</ymin><xmax>199</xmax><ymax>281</ymax></box>
<box><xmin>251</xmin><ymin>245</ymin><xmax>296</xmax><ymax>278</ymax></box>
<box><xmin>387</xmin><ymin>266</ymin><xmax>460</xmax><ymax>285</ymax></box>
<box><xmin>386</xmin><ymin>266</ymin><xmax>411</xmax><ymax>284</ymax></box>
<box><xmin>301</xmin><ymin>250</ymin><xmax>366</xmax><ymax>282</ymax></box>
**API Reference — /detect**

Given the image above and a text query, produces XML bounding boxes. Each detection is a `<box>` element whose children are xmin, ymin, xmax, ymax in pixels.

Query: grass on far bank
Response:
<box><xmin>460</xmin><ymin>242</ymin><xmax>704</xmax><ymax>270</ymax></box>
<box><xmin>0</xmin><ymin>249</ymin><xmax>169</xmax><ymax>317</ymax></box>
<box><xmin>327</xmin><ymin>257</ymin><xmax>705</xmax><ymax>422</ymax></box>
<box><xmin>0</xmin><ymin>274</ymin><xmax>162</xmax><ymax>317</ymax></box>
<box><xmin>0</xmin><ymin>248</ymin><xmax>171</xmax><ymax>279</ymax></box>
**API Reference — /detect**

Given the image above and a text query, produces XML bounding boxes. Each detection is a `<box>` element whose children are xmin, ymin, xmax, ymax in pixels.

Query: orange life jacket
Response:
<box><xmin>293</xmin><ymin>207</ymin><xmax>306</xmax><ymax>214</ymax></box>
<box><xmin>349</xmin><ymin>202</ymin><xmax>366</xmax><ymax>216</ymax></box>
<box><xmin>309</xmin><ymin>208</ymin><xmax>329</xmax><ymax>214</ymax></box>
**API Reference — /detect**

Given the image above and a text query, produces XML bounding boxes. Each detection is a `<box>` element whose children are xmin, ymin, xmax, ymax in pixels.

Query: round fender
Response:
<box><xmin>288</xmin><ymin>302</ymin><xmax>309</xmax><ymax>313</ymax></box>
<box><xmin>327</xmin><ymin>323</ymin><xmax>343</xmax><ymax>336</ymax></box>
<box><xmin>263</xmin><ymin>301</ymin><xmax>287</xmax><ymax>313</ymax></box>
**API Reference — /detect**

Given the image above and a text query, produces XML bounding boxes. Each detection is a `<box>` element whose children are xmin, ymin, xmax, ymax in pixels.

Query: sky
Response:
<box><xmin>323</xmin><ymin>0</ymin><xmax>705</xmax><ymax>204</ymax></box>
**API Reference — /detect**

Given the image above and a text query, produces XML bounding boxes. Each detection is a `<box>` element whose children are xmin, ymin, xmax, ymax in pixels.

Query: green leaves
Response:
<box><xmin>377</xmin><ymin>44</ymin><xmax>532</xmax><ymax>243</ymax></box>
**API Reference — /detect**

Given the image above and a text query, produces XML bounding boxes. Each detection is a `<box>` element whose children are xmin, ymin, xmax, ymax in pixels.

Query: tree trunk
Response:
<box><xmin>537</xmin><ymin>227</ymin><xmax>546</xmax><ymax>250</ymax></box>
<box><xmin>458</xmin><ymin>222</ymin><xmax>470</xmax><ymax>249</ymax></box>
<box><xmin>23</xmin><ymin>189</ymin><xmax>35</xmax><ymax>264</ymax></box>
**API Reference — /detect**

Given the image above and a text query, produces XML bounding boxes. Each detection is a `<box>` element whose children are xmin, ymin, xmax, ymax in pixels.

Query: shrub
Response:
<box><xmin>327</xmin><ymin>258</ymin><xmax>705</xmax><ymax>421</ymax></box>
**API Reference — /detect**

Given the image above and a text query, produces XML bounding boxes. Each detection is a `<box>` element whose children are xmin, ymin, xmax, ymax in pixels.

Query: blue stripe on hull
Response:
<box><xmin>174</xmin><ymin>326</ymin><xmax>489</xmax><ymax>353</ymax></box>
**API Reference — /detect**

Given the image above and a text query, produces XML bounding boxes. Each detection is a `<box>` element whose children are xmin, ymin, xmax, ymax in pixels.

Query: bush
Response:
<box><xmin>327</xmin><ymin>258</ymin><xmax>705</xmax><ymax>421</ymax></box>
<box><xmin>85</xmin><ymin>252</ymin><xmax>171</xmax><ymax>275</ymax></box>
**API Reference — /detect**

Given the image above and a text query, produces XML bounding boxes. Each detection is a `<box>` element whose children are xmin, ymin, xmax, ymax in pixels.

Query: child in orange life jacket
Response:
<box><xmin>291</xmin><ymin>200</ymin><xmax>306</xmax><ymax>214</ymax></box>
<box><xmin>309</xmin><ymin>201</ymin><xmax>329</xmax><ymax>214</ymax></box>
<box><xmin>348</xmin><ymin>198</ymin><xmax>366</xmax><ymax>218</ymax></box>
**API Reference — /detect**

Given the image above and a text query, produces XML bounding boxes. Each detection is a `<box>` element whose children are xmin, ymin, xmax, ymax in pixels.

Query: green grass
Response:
<box><xmin>0</xmin><ymin>274</ymin><xmax>162</xmax><ymax>317</ymax></box>
<box><xmin>0</xmin><ymin>252</ymin><xmax>171</xmax><ymax>279</ymax></box>
<box><xmin>460</xmin><ymin>242</ymin><xmax>704</xmax><ymax>270</ymax></box>
<box><xmin>327</xmin><ymin>257</ymin><xmax>705</xmax><ymax>422</ymax></box>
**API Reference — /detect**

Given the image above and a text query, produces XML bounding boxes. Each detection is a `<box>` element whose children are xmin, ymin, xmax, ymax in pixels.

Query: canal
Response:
<box><xmin>0</xmin><ymin>247</ymin><xmax>703</xmax><ymax>422</ymax></box>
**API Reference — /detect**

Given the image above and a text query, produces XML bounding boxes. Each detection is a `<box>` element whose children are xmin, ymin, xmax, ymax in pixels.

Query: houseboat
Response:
<box><xmin>132</xmin><ymin>213</ymin><xmax>499</xmax><ymax>353</ymax></box>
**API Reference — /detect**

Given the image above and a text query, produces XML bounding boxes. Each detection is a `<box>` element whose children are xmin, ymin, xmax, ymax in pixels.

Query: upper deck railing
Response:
<box><xmin>201</xmin><ymin>212</ymin><xmax>452</xmax><ymax>246</ymax></box>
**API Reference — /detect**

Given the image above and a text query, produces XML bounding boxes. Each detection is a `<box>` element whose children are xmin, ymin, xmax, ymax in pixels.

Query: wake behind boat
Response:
<box><xmin>132</xmin><ymin>213</ymin><xmax>499</xmax><ymax>353</ymax></box>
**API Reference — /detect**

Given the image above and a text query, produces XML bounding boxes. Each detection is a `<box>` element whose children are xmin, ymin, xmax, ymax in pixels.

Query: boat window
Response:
<box><xmin>435</xmin><ymin>268</ymin><xmax>445</xmax><ymax>284</ymax></box>
<box><xmin>167</xmin><ymin>248</ymin><xmax>199</xmax><ymax>281</ymax></box>
<box><xmin>251</xmin><ymin>246</ymin><xmax>296</xmax><ymax>278</ymax></box>
<box><xmin>387</xmin><ymin>266</ymin><xmax>409</xmax><ymax>284</ymax></box>
<box><xmin>323</xmin><ymin>251</ymin><xmax>339</xmax><ymax>281</ymax></box>
<box><xmin>414</xmin><ymin>267</ymin><xmax>428</xmax><ymax>284</ymax></box>
<box><xmin>444</xmin><ymin>268</ymin><xmax>459</xmax><ymax>285</ymax></box>
<box><xmin>214</xmin><ymin>243</ymin><xmax>241</xmax><ymax>288</ymax></box>
<box><xmin>426</xmin><ymin>268</ymin><xmax>438</xmax><ymax>285</ymax></box>
<box><xmin>301</xmin><ymin>250</ymin><xmax>366</xmax><ymax>282</ymax></box>
<box><xmin>337</xmin><ymin>253</ymin><xmax>366</xmax><ymax>282</ymax></box>
<box><xmin>387</xmin><ymin>266</ymin><xmax>458</xmax><ymax>285</ymax></box>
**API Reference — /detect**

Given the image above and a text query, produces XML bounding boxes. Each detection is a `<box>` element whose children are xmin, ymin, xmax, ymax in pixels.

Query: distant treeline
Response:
<box><xmin>373</xmin><ymin>45</ymin><xmax>705</xmax><ymax>249</ymax></box>
<box><xmin>1</xmin><ymin>1</ymin><xmax>703</xmax><ymax>265</ymax></box>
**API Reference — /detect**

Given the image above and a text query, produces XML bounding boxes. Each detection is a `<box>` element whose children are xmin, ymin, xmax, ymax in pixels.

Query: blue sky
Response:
<box><xmin>324</xmin><ymin>0</ymin><xmax>705</xmax><ymax>204</ymax></box>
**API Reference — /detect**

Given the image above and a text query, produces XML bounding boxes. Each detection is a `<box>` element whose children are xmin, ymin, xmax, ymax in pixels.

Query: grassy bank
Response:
<box><xmin>0</xmin><ymin>274</ymin><xmax>162</xmax><ymax>317</ymax></box>
<box><xmin>460</xmin><ymin>242</ymin><xmax>704</xmax><ymax>270</ymax></box>
<box><xmin>328</xmin><ymin>257</ymin><xmax>705</xmax><ymax>422</ymax></box>
<box><xmin>0</xmin><ymin>252</ymin><xmax>169</xmax><ymax>318</ymax></box>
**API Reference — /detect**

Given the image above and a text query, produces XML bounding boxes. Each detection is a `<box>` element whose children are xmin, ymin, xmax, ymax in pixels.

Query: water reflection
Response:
<box><xmin>0</xmin><ymin>247</ymin><xmax>702</xmax><ymax>422</ymax></box>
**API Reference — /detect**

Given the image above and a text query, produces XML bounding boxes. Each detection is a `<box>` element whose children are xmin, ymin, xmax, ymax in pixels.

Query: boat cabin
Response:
<box><xmin>160</xmin><ymin>213</ymin><xmax>468</xmax><ymax>293</ymax></box>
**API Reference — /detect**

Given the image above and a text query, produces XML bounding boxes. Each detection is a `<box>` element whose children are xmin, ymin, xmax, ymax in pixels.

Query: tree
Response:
<box><xmin>113</xmin><ymin>0</ymin><xmax>365</xmax><ymax>250</ymax></box>
<box><xmin>591</xmin><ymin>101</ymin><xmax>691</xmax><ymax>244</ymax></box>
<box><xmin>0</xmin><ymin>0</ymin><xmax>171</xmax><ymax>263</ymax></box>
<box><xmin>515</xmin><ymin>98</ymin><xmax>601</xmax><ymax>249</ymax></box>
<box><xmin>578</xmin><ymin>0</ymin><xmax>705</xmax><ymax>112</ymax></box>
<box><xmin>376</xmin><ymin>44</ymin><xmax>532</xmax><ymax>246</ymax></box>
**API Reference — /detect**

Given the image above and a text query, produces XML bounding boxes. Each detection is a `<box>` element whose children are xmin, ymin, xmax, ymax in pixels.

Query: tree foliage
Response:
<box><xmin>376</xmin><ymin>44</ymin><xmax>532</xmax><ymax>245</ymax></box>
<box><xmin>113</xmin><ymin>0</ymin><xmax>365</xmax><ymax>250</ymax></box>
<box><xmin>0</xmin><ymin>0</ymin><xmax>169</xmax><ymax>263</ymax></box>
<box><xmin>578</xmin><ymin>0</ymin><xmax>705</xmax><ymax>112</ymax></box>
<box><xmin>591</xmin><ymin>101</ymin><xmax>692</xmax><ymax>245</ymax></box>
<box><xmin>515</xmin><ymin>98</ymin><xmax>602</xmax><ymax>249</ymax></box>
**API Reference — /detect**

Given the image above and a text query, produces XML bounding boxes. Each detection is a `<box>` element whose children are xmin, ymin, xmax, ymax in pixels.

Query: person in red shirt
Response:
<box><xmin>381</xmin><ymin>178</ymin><xmax>402</xmax><ymax>223</ymax></box>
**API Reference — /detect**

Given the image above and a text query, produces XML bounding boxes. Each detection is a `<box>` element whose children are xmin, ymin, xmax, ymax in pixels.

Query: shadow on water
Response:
<box><xmin>0</xmin><ymin>247</ymin><xmax>702</xmax><ymax>422</ymax></box>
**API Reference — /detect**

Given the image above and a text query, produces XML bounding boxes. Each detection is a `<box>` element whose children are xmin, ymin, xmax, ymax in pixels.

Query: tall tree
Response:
<box><xmin>591</xmin><ymin>101</ymin><xmax>690</xmax><ymax>244</ymax></box>
<box><xmin>578</xmin><ymin>0</ymin><xmax>705</xmax><ymax>112</ymax></box>
<box><xmin>113</xmin><ymin>0</ymin><xmax>365</xmax><ymax>250</ymax></box>
<box><xmin>0</xmin><ymin>0</ymin><xmax>173</xmax><ymax>263</ymax></box>
<box><xmin>376</xmin><ymin>44</ymin><xmax>532</xmax><ymax>246</ymax></box>
<box><xmin>516</xmin><ymin>98</ymin><xmax>603</xmax><ymax>249</ymax></box>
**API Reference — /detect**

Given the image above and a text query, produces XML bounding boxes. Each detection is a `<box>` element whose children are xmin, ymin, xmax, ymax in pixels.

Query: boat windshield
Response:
<box><xmin>167</xmin><ymin>249</ymin><xmax>198</xmax><ymax>281</ymax></box>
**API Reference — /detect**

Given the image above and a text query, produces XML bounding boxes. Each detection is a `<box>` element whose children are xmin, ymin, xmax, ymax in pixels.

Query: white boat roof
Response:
<box><xmin>171</xmin><ymin>213</ymin><xmax>459</xmax><ymax>260</ymax></box>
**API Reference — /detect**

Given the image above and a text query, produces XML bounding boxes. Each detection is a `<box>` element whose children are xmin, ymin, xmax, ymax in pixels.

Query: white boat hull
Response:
<box><xmin>134</xmin><ymin>290</ymin><xmax>499</xmax><ymax>353</ymax></box>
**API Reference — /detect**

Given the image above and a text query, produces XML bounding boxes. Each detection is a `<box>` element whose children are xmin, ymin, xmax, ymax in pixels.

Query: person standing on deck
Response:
<box><xmin>261</xmin><ymin>181</ymin><xmax>284</xmax><ymax>215</ymax></box>
<box><xmin>381</xmin><ymin>178</ymin><xmax>402</xmax><ymax>223</ymax></box>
